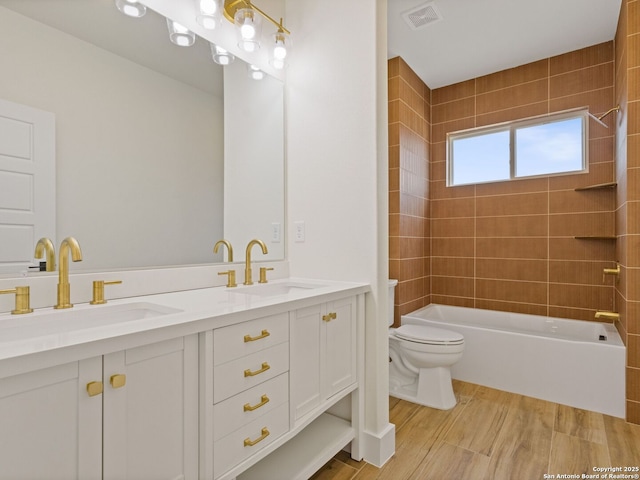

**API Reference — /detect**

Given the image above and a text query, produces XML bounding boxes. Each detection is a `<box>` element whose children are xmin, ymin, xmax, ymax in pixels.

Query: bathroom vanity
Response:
<box><xmin>0</xmin><ymin>279</ymin><xmax>368</xmax><ymax>480</ymax></box>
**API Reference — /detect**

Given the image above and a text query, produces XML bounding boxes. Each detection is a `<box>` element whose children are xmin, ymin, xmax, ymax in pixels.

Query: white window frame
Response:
<box><xmin>446</xmin><ymin>108</ymin><xmax>589</xmax><ymax>187</ymax></box>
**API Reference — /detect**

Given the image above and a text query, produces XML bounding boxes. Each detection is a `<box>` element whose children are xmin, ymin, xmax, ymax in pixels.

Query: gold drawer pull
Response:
<box><xmin>322</xmin><ymin>312</ymin><xmax>337</xmax><ymax>322</ymax></box>
<box><xmin>110</xmin><ymin>374</ymin><xmax>126</xmax><ymax>389</ymax></box>
<box><xmin>244</xmin><ymin>329</ymin><xmax>270</xmax><ymax>343</ymax></box>
<box><xmin>244</xmin><ymin>427</ymin><xmax>270</xmax><ymax>447</ymax></box>
<box><xmin>244</xmin><ymin>362</ymin><xmax>270</xmax><ymax>377</ymax></box>
<box><xmin>86</xmin><ymin>381</ymin><xmax>103</xmax><ymax>397</ymax></box>
<box><xmin>244</xmin><ymin>394</ymin><xmax>270</xmax><ymax>412</ymax></box>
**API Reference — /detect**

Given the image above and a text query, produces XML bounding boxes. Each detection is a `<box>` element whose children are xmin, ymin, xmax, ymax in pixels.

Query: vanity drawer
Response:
<box><xmin>213</xmin><ymin>342</ymin><xmax>289</xmax><ymax>403</ymax></box>
<box><xmin>213</xmin><ymin>312</ymin><xmax>289</xmax><ymax>365</ymax></box>
<box><xmin>213</xmin><ymin>373</ymin><xmax>288</xmax><ymax>441</ymax></box>
<box><xmin>213</xmin><ymin>401</ymin><xmax>289</xmax><ymax>479</ymax></box>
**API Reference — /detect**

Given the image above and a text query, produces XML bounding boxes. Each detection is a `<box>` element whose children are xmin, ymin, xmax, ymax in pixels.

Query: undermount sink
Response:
<box><xmin>0</xmin><ymin>302</ymin><xmax>182</xmax><ymax>342</ymax></box>
<box><xmin>233</xmin><ymin>282</ymin><xmax>325</xmax><ymax>297</ymax></box>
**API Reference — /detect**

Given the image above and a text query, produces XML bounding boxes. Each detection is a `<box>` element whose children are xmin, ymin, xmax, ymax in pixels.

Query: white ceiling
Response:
<box><xmin>388</xmin><ymin>0</ymin><xmax>623</xmax><ymax>89</ymax></box>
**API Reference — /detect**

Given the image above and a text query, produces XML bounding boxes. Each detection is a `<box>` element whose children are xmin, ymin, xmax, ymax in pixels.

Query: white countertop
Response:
<box><xmin>0</xmin><ymin>278</ymin><xmax>369</xmax><ymax>375</ymax></box>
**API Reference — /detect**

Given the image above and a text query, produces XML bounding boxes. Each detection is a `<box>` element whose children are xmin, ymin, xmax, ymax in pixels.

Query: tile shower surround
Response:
<box><xmin>389</xmin><ymin>0</ymin><xmax>639</xmax><ymax>423</ymax></box>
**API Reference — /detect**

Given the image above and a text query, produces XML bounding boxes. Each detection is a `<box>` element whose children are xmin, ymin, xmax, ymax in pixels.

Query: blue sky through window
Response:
<box><xmin>448</xmin><ymin>112</ymin><xmax>586</xmax><ymax>186</ymax></box>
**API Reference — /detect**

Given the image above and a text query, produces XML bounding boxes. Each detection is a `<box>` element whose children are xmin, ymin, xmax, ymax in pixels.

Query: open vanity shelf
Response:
<box><xmin>238</xmin><ymin>413</ymin><xmax>354</xmax><ymax>480</ymax></box>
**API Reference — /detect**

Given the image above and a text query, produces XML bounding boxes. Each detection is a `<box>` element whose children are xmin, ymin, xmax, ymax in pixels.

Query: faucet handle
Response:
<box><xmin>90</xmin><ymin>280</ymin><xmax>122</xmax><ymax>305</ymax></box>
<box><xmin>0</xmin><ymin>286</ymin><xmax>34</xmax><ymax>314</ymax></box>
<box><xmin>219</xmin><ymin>270</ymin><xmax>237</xmax><ymax>288</ymax></box>
<box><xmin>258</xmin><ymin>267</ymin><xmax>274</xmax><ymax>284</ymax></box>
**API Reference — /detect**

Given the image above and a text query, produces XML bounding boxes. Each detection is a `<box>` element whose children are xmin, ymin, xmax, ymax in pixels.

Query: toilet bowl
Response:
<box><xmin>387</xmin><ymin>280</ymin><xmax>464</xmax><ymax>410</ymax></box>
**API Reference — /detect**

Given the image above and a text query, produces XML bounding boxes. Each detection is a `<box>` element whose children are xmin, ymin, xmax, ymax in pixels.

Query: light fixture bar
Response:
<box><xmin>223</xmin><ymin>0</ymin><xmax>290</xmax><ymax>34</ymax></box>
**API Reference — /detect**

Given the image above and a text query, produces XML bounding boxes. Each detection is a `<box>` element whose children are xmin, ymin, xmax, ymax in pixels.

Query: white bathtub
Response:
<box><xmin>401</xmin><ymin>304</ymin><xmax>626</xmax><ymax>418</ymax></box>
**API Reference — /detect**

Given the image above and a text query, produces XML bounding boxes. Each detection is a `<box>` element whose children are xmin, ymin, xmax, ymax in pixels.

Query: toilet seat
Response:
<box><xmin>395</xmin><ymin>324</ymin><xmax>464</xmax><ymax>345</ymax></box>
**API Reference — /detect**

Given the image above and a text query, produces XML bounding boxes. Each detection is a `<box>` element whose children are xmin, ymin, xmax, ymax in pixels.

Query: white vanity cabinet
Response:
<box><xmin>0</xmin><ymin>358</ymin><xmax>102</xmax><ymax>480</ymax></box>
<box><xmin>102</xmin><ymin>335</ymin><xmax>199</xmax><ymax>480</ymax></box>
<box><xmin>208</xmin><ymin>294</ymin><xmax>363</xmax><ymax>480</ymax></box>
<box><xmin>291</xmin><ymin>296</ymin><xmax>357</xmax><ymax>423</ymax></box>
<box><xmin>201</xmin><ymin>312</ymin><xmax>291</xmax><ymax>479</ymax></box>
<box><xmin>0</xmin><ymin>335</ymin><xmax>199</xmax><ymax>480</ymax></box>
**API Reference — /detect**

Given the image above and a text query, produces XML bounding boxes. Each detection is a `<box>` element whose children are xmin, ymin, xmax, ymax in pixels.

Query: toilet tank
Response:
<box><xmin>388</xmin><ymin>279</ymin><xmax>398</xmax><ymax>326</ymax></box>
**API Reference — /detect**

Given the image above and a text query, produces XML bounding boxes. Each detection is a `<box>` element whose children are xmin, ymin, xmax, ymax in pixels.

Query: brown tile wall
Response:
<box><xmin>430</xmin><ymin>42</ymin><xmax>617</xmax><ymax>319</ymax></box>
<box><xmin>615</xmin><ymin>0</ymin><xmax>640</xmax><ymax>424</ymax></box>
<box><xmin>388</xmin><ymin>57</ymin><xmax>431</xmax><ymax>326</ymax></box>
<box><xmin>389</xmin><ymin>21</ymin><xmax>636</xmax><ymax>423</ymax></box>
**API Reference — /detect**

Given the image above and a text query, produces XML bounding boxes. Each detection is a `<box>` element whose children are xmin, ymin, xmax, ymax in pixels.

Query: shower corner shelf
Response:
<box><xmin>574</xmin><ymin>182</ymin><xmax>617</xmax><ymax>191</ymax></box>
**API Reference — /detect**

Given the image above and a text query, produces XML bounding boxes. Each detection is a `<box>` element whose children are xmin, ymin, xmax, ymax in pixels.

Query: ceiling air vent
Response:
<box><xmin>402</xmin><ymin>2</ymin><xmax>443</xmax><ymax>30</ymax></box>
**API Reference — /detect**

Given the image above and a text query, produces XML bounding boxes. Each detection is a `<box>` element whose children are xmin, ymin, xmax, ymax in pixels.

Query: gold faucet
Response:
<box><xmin>214</xmin><ymin>239</ymin><xmax>234</xmax><ymax>262</ymax></box>
<box><xmin>594</xmin><ymin>311</ymin><xmax>619</xmax><ymax>321</ymax></box>
<box><xmin>244</xmin><ymin>239</ymin><xmax>268</xmax><ymax>285</ymax></box>
<box><xmin>603</xmin><ymin>263</ymin><xmax>621</xmax><ymax>283</ymax></box>
<box><xmin>34</xmin><ymin>237</ymin><xmax>56</xmax><ymax>272</ymax></box>
<box><xmin>55</xmin><ymin>237</ymin><xmax>82</xmax><ymax>309</ymax></box>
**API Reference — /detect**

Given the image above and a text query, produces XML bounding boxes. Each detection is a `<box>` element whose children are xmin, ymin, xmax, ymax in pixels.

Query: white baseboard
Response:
<box><xmin>361</xmin><ymin>422</ymin><xmax>395</xmax><ymax>468</ymax></box>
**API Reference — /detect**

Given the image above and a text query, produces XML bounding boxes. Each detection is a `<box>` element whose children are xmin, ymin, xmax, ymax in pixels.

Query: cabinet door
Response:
<box><xmin>103</xmin><ymin>335</ymin><xmax>199</xmax><ymax>480</ymax></box>
<box><xmin>0</xmin><ymin>357</ymin><xmax>102</xmax><ymax>480</ymax></box>
<box><xmin>323</xmin><ymin>296</ymin><xmax>357</xmax><ymax>398</ymax></box>
<box><xmin>290</xmin><ymin>303</ymin><xmax>322</xmax><ymax>421</ymax></box>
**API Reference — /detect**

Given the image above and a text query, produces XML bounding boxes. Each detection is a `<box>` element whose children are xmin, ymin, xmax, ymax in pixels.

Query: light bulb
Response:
<box><xmin>210</xmin><ymin>43</ymin><xmax>235</xmax><ymax>66</ymax></box>
<box><xmin>196</xmin><ymin>0</ymin><xmax>218</xmax><ymax>30</ymax></box>
<box><xmin>199</xmin><ymin>0</ymin><xmax>218</xmax><ymax>15</ymax></box>
<box><xmin>240</xmin><ymin>23</ymin><xmax>256</xmax><ymax>40</ymax></box>
<box><xmin>234</xmin><ymin>8</ymin><xmax>261</xmax><ymax>52</ymax></box>
<box><xmin>115</xmin><ymin>0</ymin><xmax>146</xmax><ymax>18</ymax></box>
<box><xmin>248</xmin><ymin>65</ymin><xmax>264</xmax><ymax>80</ymax></box>
<box><xmin>167</xmin><ymin>19</ymin><xmax>195</xmax><ymax>47</ymax></box>
<box><xmin>273</xmin><ymin>43</ymin><xmax>287</xmax><ymax>60</ymax></box>
<box><xmin>270</xmin><ymin>31</ymin><xmax>290</xmax><ymax>69</ymax></box>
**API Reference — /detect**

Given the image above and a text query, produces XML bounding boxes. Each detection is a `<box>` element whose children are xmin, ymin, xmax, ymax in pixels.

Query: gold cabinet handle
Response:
<box><xmin>244</xmin><ymin>362</ymin><xmax>270</xmax><ymax>377</ymax></box>
<box><xmin>244</xmin><ymin>427</ymin><xmax>270</xmax><ymax>447</ymax></box>
<box><xmin>86</xmin><ymin>381</ymin><xmax>103</xmax><ymax>397</ymax></box>
<box><xmin>322</xmin><ymin>312</ymin><xmax>337</xmax><ymax>322</ymax></box>
<box><xmin>110</xmin><ymin>374</ymin><xmax>126</xmax><ymax>389</ymax></box>
<box><xmin>244</xmin><ymin>329</ymin><xmax>270</xmax><ymax>343</ymax></box>
<box><xmin>243</xmin><ymin>394</ymin><xmax>269</xmax><ymax>412</ymax></box>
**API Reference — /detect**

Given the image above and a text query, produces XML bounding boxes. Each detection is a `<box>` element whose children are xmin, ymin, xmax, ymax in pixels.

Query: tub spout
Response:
<box><xmin>594</xmin><ymin>311</ymin><xmax>619</xmax><ymax>321</ymax></box>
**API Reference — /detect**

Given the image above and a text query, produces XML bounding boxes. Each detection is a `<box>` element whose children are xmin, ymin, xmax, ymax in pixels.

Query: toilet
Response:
<box><xmin>387</xmin><ymin>280</ymin><xmax>465</xmax><ymax>410</ymax></box>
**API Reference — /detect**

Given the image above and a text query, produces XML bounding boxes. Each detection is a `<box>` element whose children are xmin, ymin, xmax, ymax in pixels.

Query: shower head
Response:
<box><xmin>588</xmin><ymin>105</ymin><xmax>620</xmax><ymax>128</ymax></box>
<box><xmin>587</xmin><ymin>111</ymin><xmax>608</xmax><ymax>128</ymax></box>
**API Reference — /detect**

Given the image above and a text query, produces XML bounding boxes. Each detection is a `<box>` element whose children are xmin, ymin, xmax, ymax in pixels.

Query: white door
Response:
<box><xmin>0</xmin><ymin>98</ymin><xmax>55</xmax><ymax>274</ymax></box>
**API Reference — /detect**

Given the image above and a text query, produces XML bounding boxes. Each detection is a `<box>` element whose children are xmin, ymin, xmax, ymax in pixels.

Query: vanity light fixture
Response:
<box><xmin>196</xmin><ymin>0</ymin><xmax>221</xmax><ymax>30</ymax></box>
<box><xmin>248</xmin><ymin>64</ymin><xmax>264</xmax><ymax>80</ymax></box>
<box><xmin>270</xmin><ymin>28</ymin><xmax>290</xmax><ymax>69</ymax></box>
<box><xmin>223</xmin><ymin>0</ymin><xmax>291</xmax><ymax>56</ymax></box>
<box><xmin>115</xmin><ymin>0</ymin><xmax>146</xmax><ymax>18</ymax></box>
<box><xmin>167</xmin><ymin>19</ymin><xmax>196</xmax><ymax>47</ymax></box>
<box><xmin>210</xmin><ymin>43</ymin><xmax>235</xmax><ymax>65</ymax></box>
<box><xmin>234</xmin><ymin>6</ymin><xmax>262</xmax><ymax>52</ymax></box>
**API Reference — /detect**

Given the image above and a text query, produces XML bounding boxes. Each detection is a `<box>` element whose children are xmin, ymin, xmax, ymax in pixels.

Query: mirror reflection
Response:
<box><xmin>0</xmin><ymin>0</ymin><xmax>285</xmax><ymax>274</ymax></box>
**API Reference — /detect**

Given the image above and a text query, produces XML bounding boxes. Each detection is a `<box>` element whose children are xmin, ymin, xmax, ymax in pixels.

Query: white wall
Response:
<box><xmin>285</xmin><ymin>0</ymin><xmax>393</xmax><ymax>465</ymax></box>
<box><xmin>0</xmin><ymin>7</ymin><xmax>224</xmax><ymax>271</ymax></box>
<box><xmin>223</xmin><ymin>61</ymin><xmax>285</xmax><ymax>261</ymax></box>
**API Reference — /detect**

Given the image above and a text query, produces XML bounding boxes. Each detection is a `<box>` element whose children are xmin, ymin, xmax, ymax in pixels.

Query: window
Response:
<box><xmin>447</xmin><ymin>109</ymin><xmax>588</xmax><ymax>187</ymax></box>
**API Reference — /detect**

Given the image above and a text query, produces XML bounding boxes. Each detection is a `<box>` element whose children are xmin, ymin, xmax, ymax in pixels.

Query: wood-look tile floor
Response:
<box><xmin>311</xmin><ymin>380</ymin><xmax>640</xmax><ymax>480</ymax></box>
